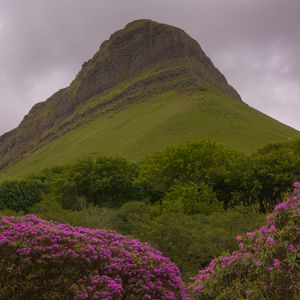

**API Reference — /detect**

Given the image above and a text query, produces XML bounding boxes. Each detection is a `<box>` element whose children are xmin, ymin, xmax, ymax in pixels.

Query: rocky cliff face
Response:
<box><xmin>0</xmin><ymin>19</ymin><xmax>241</xmax><ymax>172</ymax></box>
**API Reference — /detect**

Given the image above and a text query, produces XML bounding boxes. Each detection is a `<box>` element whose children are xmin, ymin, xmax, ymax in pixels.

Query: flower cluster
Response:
<box><xmin>0</xmin><ymin>215</ymin><xmax>185</xmax><ymax>299</ymax></box>
<box><xmin>189</xmin><ymin>182</ymin><xmax>300</xmax><ymax>299</ymax></box>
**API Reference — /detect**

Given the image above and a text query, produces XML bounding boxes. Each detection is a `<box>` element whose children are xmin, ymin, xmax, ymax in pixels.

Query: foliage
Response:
<box><xmin>133</xmin><ymin>208</ymin><xmax>263</xmax><ymax>276</ymax></box>
<box><xmin>54</xmin><ymin>156</ymin><xmax>140</xmax><ymax>209</ymax></box>
<box><xmin>162</xmin><ymin>182</ymin><xmax>220</xmax><ymax>215</ymax></box>
<box><xmin>3</xmin><ymin>139</ymin><xmax>300</xmax><ymax>214</ymax></box>
<box><xmin>137</xmin><ymin>140</ymin><xmax>238</xmax><ymax>194</ymax></box>
<box><xmin>136</xmin><ymin>139</ymin><xmax>300</xmax><ymax>212</ymax></box>
<box><xmin>0</xmin><ymin>215</ymin><xmax>185</xmax><ymax>300</ymax></box>
<box><xmin>115</xmin><ymin>201</ymin><xmax>152</xmax><ymax>235</ymax></box>
<box><xmin>112</xmin><ymin>202</ymin><xmax>263</xmax><ymax>276</ymax></box>
<box><xmin>137</xmin><ymin>140</ymin><xmax>243</xmax><ymax>210</ymax></box>
<box><xmin>0</xmin><ymin>209</ymin><xmax>22</xmax><ymax>217</ymax></box>
<box><xmin>251</xmin><ymin>142</ymin><xmax>300</xmax><ymax>212</ymax></box>
<box><xmin>31</xmin><ymin>196</ymin><xmax>118</xmax><ymax>230</ymax></box>
<box><xmin>189</xmin><ymin>182</ymin><xmax>300</xmax><ymax>300</ymax></box>
<box><xmin>231</xmin><ymin>141</ymin><xmax>300</xmax><ymax>212</ymax></box>
<box><xmin>28</xmin><ymin>166</ymin><xmax>65</xmax><ymax>188</ymax></box>
<box><xmin>0</xmin><ymin>179</ymin><xmax>47</xmax><ymax>212</ymax></box>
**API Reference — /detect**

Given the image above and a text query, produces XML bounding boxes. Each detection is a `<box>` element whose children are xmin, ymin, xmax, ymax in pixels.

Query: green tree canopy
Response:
<box><xmin>137</xmin><ymin>140</ymin><xmax>241</xmax><ymax>207</ymax></box>
<box><xmin>55</xmin><ymin>156</ymin><xmax>140</xmax><ymax>209</ymax></box>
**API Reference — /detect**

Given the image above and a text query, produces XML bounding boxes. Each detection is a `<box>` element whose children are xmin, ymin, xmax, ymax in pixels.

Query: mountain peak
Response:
<box><xmin>0</xmin><ymin>20</ymin><xmax>243</xmax><ymax>172</ymax></box>
<box><xmin>122</xmin><ymin>18</ymin><xmax>155</xmax><ymax>29</ymax></box>
<box><xmin>73</xmin><ymin>19</ymin><xmax>241</xmax><ymax>104</ymax></box>
<box><xmin>115</xmin><ymin>19</ymin><xmax>172</xmax><ymax>34</ymax></box>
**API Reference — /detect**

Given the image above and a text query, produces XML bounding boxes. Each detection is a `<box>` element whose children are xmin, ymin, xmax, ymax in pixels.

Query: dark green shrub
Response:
<box><xmin>162</xmin><ymin>182</ymin><xmax>220</xmax><ymax>215</ymax></box>
<box><xmin>0</xmin><ymin>179</ymin><xmax>46</xmax><ymax>212</ymax></box>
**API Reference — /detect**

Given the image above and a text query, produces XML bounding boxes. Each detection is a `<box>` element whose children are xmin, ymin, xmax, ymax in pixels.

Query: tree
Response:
<box><xmin>55</xmin><ymin>156</ymin><xmax>140</xmax><ymax>209</ymax></box>
<box><xmin>232</xmin><ymin>141</ymin><xmax>300</xmax><ymax>212</ymax></box>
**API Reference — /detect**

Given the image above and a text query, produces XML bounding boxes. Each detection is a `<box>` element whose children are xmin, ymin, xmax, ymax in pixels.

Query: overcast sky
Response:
<box><xmin>0</xmin><ymin>0</ymin><xmax>299</xmax><ymax>135</ymax></box>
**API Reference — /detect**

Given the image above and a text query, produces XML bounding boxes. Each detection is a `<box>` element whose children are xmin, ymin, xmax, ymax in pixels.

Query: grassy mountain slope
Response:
<box><xmin>3</xmin><ymin>87</ymin><xmax>299</xmax><ymax>179</ymax></box>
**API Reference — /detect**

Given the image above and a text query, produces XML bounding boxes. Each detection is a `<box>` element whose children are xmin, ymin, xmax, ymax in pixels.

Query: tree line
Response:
<box><xmin>1</xmin><ymin>139</ymin><xmax>299</xmax><ymax>214</ymax></box>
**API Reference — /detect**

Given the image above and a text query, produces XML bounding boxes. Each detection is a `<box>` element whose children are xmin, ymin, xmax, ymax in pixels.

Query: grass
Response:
<box><xmin>2</xmin><ymin>87</ymin><xmax>299</xmax><ymax>179</ymax></box>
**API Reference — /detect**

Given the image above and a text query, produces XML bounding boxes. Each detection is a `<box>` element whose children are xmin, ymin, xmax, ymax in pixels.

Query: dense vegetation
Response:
<box><xmin>1</xmin><ymin>139</ymin><xmax>299</xmax><ymax>279</ymax></box>
<box><xmin>0</xmin><ymin>139</ymin><xmax>299</xmax><ymax>299</ymax></box>
<box><xmin>189</xmin><ymin>182</ymin><xmax>300</xmax><ymax>299</ymax></box>
<box><xmin>30</xmin><ymin>200</ymin><xmax>263</xmax><ymax>276</ymax></box>
<box><xmin>54</xmin><ymin>156</ymin><xmax>140</xmax><ymax>209</ymax></box>
<box><xmin>0</xmin><ymin>184</ymin><xmax>298</xmax><ymax>299</ymax></box>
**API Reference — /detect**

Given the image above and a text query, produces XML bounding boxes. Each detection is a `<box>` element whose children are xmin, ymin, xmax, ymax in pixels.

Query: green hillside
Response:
<box><xmin>2</xmin><ymin>87</ymin><xmax>299</xmax><ymax>179</ymax></box>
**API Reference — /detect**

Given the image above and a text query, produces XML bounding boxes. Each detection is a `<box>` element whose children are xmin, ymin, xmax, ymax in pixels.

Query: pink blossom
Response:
<box><xmin>267</xmin><ymin>266</ymin><xmax>273</xmax><ymax>272</ymax></box>
<box><xmin>246</xmin><ymin>232</ymin><xmax>255</xmax><ymax>239</ymax></box>
<box><xmin>273</xmin><ymin>258</ymin><xmax>280</xmax><ymax>269</ymax></box>
<box><xmin>194</xmin><ymin>285</ymin><xmax>204</xmax><ymax>292</ymax></box>
<box><xmin>293</xmin><ymin>182</ymin><xmax>300</xmax><ymax>188</ymax></box>
<box><xmin>287</xmin><ymin>244</ymin><xmax>296</xmax><ymax>252</ymax></box>
<box><xmin>274</xmin><ymin>202</ymin><xmax>288</xmax><ymax>212</ymax></box>
<box><xmin>266</xmin><ymin>214</ymin><xmax>274</xmax><ymax>223</ymax></box>
<box><xmin>268</xmin><ymin>225</ymin><xmax>277</xmax><ymax>232</ymax></box>
<box><xmin>266</xmin><ymin>237</ymin><xmax>275</xmax><ymax>245</ymax></box>
<box><xmin>236</xmin><ymin>235</ymin><xmax>243</xmax><ymax>241</ymax></box>
<box><xmin>255</xmin><ymin>260</ymin><xmax>262</xmax><ymax>266</ymax></box>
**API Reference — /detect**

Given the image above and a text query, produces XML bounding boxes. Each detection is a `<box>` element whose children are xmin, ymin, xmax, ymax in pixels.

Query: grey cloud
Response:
<box><xmin>0</xmin><ymin>0</ymin><xmax>299</xmax><ymax>135</ymax></box>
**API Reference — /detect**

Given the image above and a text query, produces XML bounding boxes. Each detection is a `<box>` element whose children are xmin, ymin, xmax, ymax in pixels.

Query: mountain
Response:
<box><xmin>1</xmin><ymin>19</ymin><xmax>299</xmax><ymax>178</ymax></box>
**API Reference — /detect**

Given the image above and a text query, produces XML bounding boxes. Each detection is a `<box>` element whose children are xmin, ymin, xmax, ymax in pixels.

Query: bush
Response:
<box><xmin>115</xmin><ymin>201</ymin><xmax>152</xmax><ymax>235</ymax></box>
<box><xmin>162</xmin><ymin>183</ymin><xmax>220</xmax><ymax>215</ymax></box>
<box><xmin>0</xmin><ymin>179</ymin><xmax>47</xmax><ymax>212</ymax></box>
<box><xmin>0</xmin><ymin>215</ymin><xmax>185</xmax><ymax>300</ymax></box>
<box><xmin>189</xmin><ymin>182</ymin><xmax>300</xmax><ymax>300</ymax></box>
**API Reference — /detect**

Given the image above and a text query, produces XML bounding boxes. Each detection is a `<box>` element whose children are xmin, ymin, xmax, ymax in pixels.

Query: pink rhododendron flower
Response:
<box><xmin>236</xmin><ymin>235</ymin><xmax>243</xmax><ymax>241</ymax></box>
<box><xmin>266</xmin><ymin>214</ymin><xmax>274</xmax><ymax>223</ymax></box>
<box><xmin>194</xmin><ymin>285</ymin><xmax>204</xmax><ymax>292</ymax></box>
<box><xmin>287</xmin><ymin>244</ymin><xmax>296</xmax><ymax>252</ymax></box>
<box><xmin>293</xmin><ymin>182</ymin><xmax>300</xmax><ymax>188</ymax></box>
<box><xmin>255</xmin><ymin>260</ymin><xmax>262</xmax><ymax>266</ymax></box>
<box><xmin>273</xmin><ymin>258</ymin><xmax>280</xmax><ymax>269</ymax></box>
<box><xmin>274</xmin><ymin>202</ymin><xmax>288</xmax><ymax>212</ymax></box>
<box><xmin>266</xmin><ymin>237</ymin><xmax>275</xmax><ymax>245</ymax></box>
<box><xmin>267</xmin><ymin>265</ymin><xmax>273</xmax><ymax>272</ymax></box>
<box><xmin>246</xmin><ymin>232</ymin><xmax>255</xmax><ymax>238</ymax></box>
